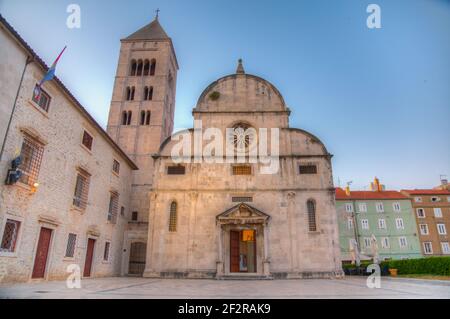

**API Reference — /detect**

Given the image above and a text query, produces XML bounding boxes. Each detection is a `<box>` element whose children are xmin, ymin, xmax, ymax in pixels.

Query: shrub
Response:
<box><xmin>380</xmin><ymin>257</ymin><xmax>450</xmax><ymax>276</ymax></box>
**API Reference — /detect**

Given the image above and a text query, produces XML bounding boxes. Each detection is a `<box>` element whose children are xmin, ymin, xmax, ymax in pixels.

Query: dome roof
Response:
<box><xmin>194</xmin><ymin>60</ymin><xmax>288</xmax><ymax>113</ymax></box>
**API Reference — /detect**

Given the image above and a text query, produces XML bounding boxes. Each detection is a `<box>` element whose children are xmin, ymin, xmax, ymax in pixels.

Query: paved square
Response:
<box><xmin>0</xmin><ymin>277</ymin><xmax>449</xmax><ymax>299</ymax></box>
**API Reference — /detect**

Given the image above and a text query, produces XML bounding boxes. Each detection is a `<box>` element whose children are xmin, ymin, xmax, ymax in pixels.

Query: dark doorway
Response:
<box><xmin>83</xmin><ymin>238</ymin><xmax>95</xmax><ymax>277</ymax></box>
<box><xmin>32</xmin><ymin>227</ymin><xmax>52</xmax><ymax>279</ymax></box>
<box><xmin>129</xmin><ymin>242</ymin><xmax>147</xmax><ymax>275</ymax></box>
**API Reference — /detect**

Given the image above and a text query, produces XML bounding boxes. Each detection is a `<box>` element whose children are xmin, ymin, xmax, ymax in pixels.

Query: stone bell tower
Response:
<box><xmin>107</xmin><ymin>15</ymin><xmax>178</xmax><ymax>222</ymax></box>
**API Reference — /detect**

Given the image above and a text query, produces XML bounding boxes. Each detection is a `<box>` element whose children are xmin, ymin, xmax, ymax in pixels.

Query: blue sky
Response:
<box><xmin>1</xmin><ymin>0</ymin><xmax>449</xmax><ymax>190</ymax></box>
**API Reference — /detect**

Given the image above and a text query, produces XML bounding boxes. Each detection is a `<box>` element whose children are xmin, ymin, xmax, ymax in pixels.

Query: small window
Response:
<box><xmin>307</xmin><ymin>199</ymin><xmax>317</xmax><ymax>232</ymax></box>
<box><xmin>107</xmin><ymin>191</ymin><xmax>119</xmax><ymax>223</ymax></box>
<box><xmin>136</xmin><ymin>60</ymin><xmax>143</xmax><ymax>76</ymax></box>
<box><xmin>169</xmin><ymin>202</ymin><xmax>177</xmax><ymax>232</ymax></box>
<box><xmin>347</xmin><ymin>218</ymin><xmax>353</xmax><ymax>230</ymax></box>
<box><xmin>378</xmin><ymin>219</ymin><xmax>386</xmax><ymax>229</ymax></box>
<box><xmin>399</xmin><ymin>237</ymin><xmax>408</xmax><ymax>248</ymax></box>
<box><xmin>143</xmin><ymin>60</ymin><xmax>150</xmax><ymax>76</ymax></box>
<box><xmin>126</xmin><ymin>86</ymin><xmax>135</xmax><ymax>101</ymax></box>
<box><xmin>364</xmin><ymin>237</ymin><xmax>371</xmax><ymax>248</ymax></box>
<box><xmin>361</xmin><ymin>219</ymin><xmax>369</xmax><ymax>230</ymax></box>
<box><xmin>167</xmin><ymin>165</ymin><xmax>185</xmax><ymax>175</ymax></box>
<box><xmin>441</xmin><ymin>242</ymin><xmax>450</xmax><ymax>254</ymax></box>
<box><xmin>232</xmin><ymin>196</ymin><xmax>253</xmax><ymax>203</ymax></box>
<box><xmin>82</xmin><ymin>130</ymin><xmax>93</xmax><ymax>151</ymax></box>
<box><xmin>232</xmin><ymin>165</ymin><xmax>251</xmax><ymax>175</ymax></box>
<box><xmin>434</xmin><ymin>208</ymin><xmax>443</xmax><ymax>218</ymax></box>
<box><xmin>18</xmin><ymin>134</ymin><xmax>44</xmax><ymax>186</ymax></box>
<box><xmin>431</xmin><ymin>197</ymin><xmax>440</xmax><ymax>202</ymax></box>
<box><xmin>416</xmin><ymin>208</ymin><xmax>425</xmax><ymax>218</ymax></box>
<box><xmin>395</xmin><ymin>218</ymin><xmax>404</xmax><ymax>230</ymax></box>
<box><xmin>299</xmin><ymin>164</ymin><xmax>317</xmax><ymax>174</ymax></box>
<box><xmin>381</xmin><ymin>237</ymin><xmax>390</xmax><ymax>249</ymax></box>
<box><xmin>375</xmin><ymin>202</ymin><xmax>384</xmax><ymax>213</ymax></box>
<box><xmin>345</xmin><ymin>203</ymin><xmax>354</xmax><ymax>213</ymax></box>
<box><xmin>103</xmin><ymin>242</ymin><xmax>111</xmax><ymax>261</ymax></box>
<box><xmin>73</xmin><ymin>169</ymin><xmax>90</xmax><ymax>210</ymax></box>
<box><xmin>423</xmin><ymin>242</ymin><xmax>433</xmax><ymax>254</ymax></box>
<box><xmin>65</xmin><ymin>233</ymin><xmax>77</xmax><ymax>258</ymax></box>
<box><xmin>32</xmin><ymin>84</ymin><xmax>51</xmax><ymax>112</ymax></box>
<box><xmin>131</xmin><ymin>211</ymin><xmax>138</xmax><ymax>221</ymax></box>
<box><xmin>120</xmin><ymin>206</ymin><xmax>125</xmax><ymax>217</ymax></box>
<box><xmin>358</xmin><ymin>203</ymin><xmax>367</xmax><ymax>212</ymax></box>
<box><xmin>414</xmin><ymin>197</ymin><xmax>422</xmax><ymax>203</ymax></box>
<box><xmin>145</xmin><ymin>111</ymin><xmax>151</xmax><ymax>125</ymax></box>
<box><xmin>0</xmin><ymin>219</ymin><xmax>21</xmax><ymax>253</ymax></box>
<box><xmin>419</xmin><ymin>224</ymin><xmax>429</xmax><ymax>235</ymax></box>
<box><xmin>393</xmin><ymin>202</ymin><xmax>401</xmax><ymax>212</ymax></box>
<box><xmin>130</xmin><ymin>60</ymin><xmax>137</xmax><ymax>76</ymax></box>
<box><xmin>112</xmin><ymin>159</ymin><xmax>120</xmax><ymax>174</ymax></box>
<box><xmin>437</xmin><ymin>223</ymin><xmax>447</xmax><ymax>235</ymax></box>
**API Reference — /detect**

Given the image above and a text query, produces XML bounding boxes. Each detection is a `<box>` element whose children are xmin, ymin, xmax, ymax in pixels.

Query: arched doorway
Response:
<box><xmin>128</xmin><ymin>242</ymin><xmax>146</xmax><ymax>275</ymax></box>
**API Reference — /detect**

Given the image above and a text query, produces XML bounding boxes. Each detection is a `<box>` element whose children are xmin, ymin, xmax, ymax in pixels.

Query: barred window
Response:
<box><xmin>299</xmin><ymin>164</ymin><xmax>317</xmax><ymax>174</ymax></box>
<box><xmin>131</xmin><ymin>211</ymin><xmax>138</xmax><ymax>221</ymax></box>
<box><xmin>169</xmin><ymin>202</ymin><xmax>177</xmax><ymax>232</ymax></box>
<box><xmin>73</xmin><ymin>169</ymin><xmax>90</xmax><ymax>210</ymax></box>
<box><xmin>103</xmin><ymin>242</ymin><xmax>111</xmax><ymax>261</ymax></box>
<box><xmin>32</xmin><ymin>84</ymin><xmax>51</xmax><ymax>112</ymax></box>
<box><xmin>167</xmin><ymin>165</ymin><xmax>185</xmax><ymax>175</ymax></box>
<box><xmin>82</xmin><ymin>130</ymin><xmax>93</xmax><ymax>150</ymax></box>
<box><xmin>232</xmin><ymin>165</ymin><xmax>252</xmax><ymax>175</ymax></box>
<box><xmin>0</xmin><ymin>219</ymin><xmax>21</xmax><ymax>252</ymax></box>
<box><xmin>307</xmin><ymin>199</ymin><xmax>317</xmax><ymax>232</ymax></box>
<box><xmin>107</xmin><ymin>191</ymin><xmax>119</xmax><ymax>223</ymax></box>
<box><xmin>18</xmin><ymin>135</ymin><xmax>44</xmax><ymax>186</ymax></box>
<box><xmin>65</xmin><ymin>233</ymin><xmax>77</xmax><ymax>258</ymax></box>
<box><xmin>112</xmin><ymin>159</ymin><xmax>120</xmax><ymax>174</ymax></box>
<box><xmin>232</xmin><ymin>196</ymin><xmax>253</xmax><ymax>203</ymax></box>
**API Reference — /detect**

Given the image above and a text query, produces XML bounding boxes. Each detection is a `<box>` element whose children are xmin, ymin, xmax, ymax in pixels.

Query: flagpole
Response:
<box><xmin>0</xmin><ymin>55</ymin><xmax>34</xmax><ymax>163</ymax></box>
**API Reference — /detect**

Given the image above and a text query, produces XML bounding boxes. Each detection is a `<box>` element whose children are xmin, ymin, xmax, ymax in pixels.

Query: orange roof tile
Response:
<box><xmin>401</xmin><ymin>189</ymin><xmax>450</xmax><ymax>195</ymax></box>
<box><xmin>335</xmin><ymin>188</ymin><xmax>409</xmax><ymax>200</ymax></box>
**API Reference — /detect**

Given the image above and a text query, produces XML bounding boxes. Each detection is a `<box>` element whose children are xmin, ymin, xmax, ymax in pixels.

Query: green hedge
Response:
<box><xmin>380</xmin><ymin>257</ymin><xmax>450</xmax><ymax>276</ymax></box>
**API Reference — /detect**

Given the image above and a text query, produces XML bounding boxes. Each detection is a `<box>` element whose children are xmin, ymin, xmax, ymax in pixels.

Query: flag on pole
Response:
<box><xmin>34</xmin><ymin>46</ymin><xmax>67</xmax><ymax>99</ymax></box>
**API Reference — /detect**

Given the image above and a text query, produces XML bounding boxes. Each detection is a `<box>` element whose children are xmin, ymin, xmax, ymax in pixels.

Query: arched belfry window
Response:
<box><xmin>140</xmin><ymin>111</ymin><xmax>146</xmax><ymax>125</ymax></box>
<box><xmin>127</xmin><ymin>111</ymin><xmax>132</xmax><ymax>125</ymax></box>
<box><xmin>122</xmin><ymin>111</ymin><xmax>128</xmax><ymax>125</ymax></box>
<box><xmin>145</xmin><ymin>111</ymin><xmax>151</xmax><ymax>125</ymax></box>
<box><xmin>307</xmin><ymin>199</ymin><xmax>317</xmax><ymax>232</ymax></box>
<box><xmin>169</xmin><ymin>201</ymin><xmax>177</xmax><ymax>232</ymax></box>
<box><xmin>148</xmin><ymin>86</ymin><xmax>153</xmax><ymax>100</ymax></box>
<box><xmin>150</xmin><ymin>59</ymin><xmax>156</xmax><ymax>76</ymax></box>
<box><xmin>126</xmin><ymin>86</ymin><xmax>135</xmax><ymax>101</ymax></box>
<box><xmin>143</xmin><ymin>60</ymin><xmax>150</xmax><ymax>76</ymax></box>
<box><xmin>136</xmin><ymin>59</ymin><xmax>143</xmax><ymax>76</ymax></box>
<box><xmin>130</xmin><ymin>60</ymin><xmax>137</xmax><ymax>76</ymax></box>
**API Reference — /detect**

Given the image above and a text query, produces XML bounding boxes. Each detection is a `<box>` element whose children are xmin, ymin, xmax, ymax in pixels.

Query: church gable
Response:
<box><xmin>217</xmin><ymin>203</ymin><xmax>270</xmax><ymax>224</ymax></box>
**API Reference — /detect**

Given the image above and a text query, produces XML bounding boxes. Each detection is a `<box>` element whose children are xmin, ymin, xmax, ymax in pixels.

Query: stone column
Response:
<box><xmin>263</xmin><ymin>222</ymin><xmax>271</xmax><ymax>276</ymax></box>
<box><xmin>287</xmin><ymin>191</ymin><xmax>299</xmax><ymax>272</ymax></box>
<box><xmin>216</xmin><ymin>222</ymin><xmax>224</xmax><ymax>277</ymax></box>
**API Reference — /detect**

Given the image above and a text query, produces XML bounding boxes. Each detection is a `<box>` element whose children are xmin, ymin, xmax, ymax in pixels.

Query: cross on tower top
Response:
<box><xmin>155</xmin><ymin>8</ymin><xmax>160</xmax><ymax>20</ymax></box>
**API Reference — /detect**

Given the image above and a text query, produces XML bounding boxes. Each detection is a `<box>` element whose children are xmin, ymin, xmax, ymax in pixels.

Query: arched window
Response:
<box><xmin>143</xmin><ymin>60</ymin><xmax>150</xmax><ymax>76</ymax></box>
<box><xmin>122</xmin><ymin>111</ymin><xmax>128</xmax><ymax>125</ymax></box>
<box><xmin>126</xmin><ymin>87</ymin><xmax>131</xmax><ymax>101</ymax></box>
<box><xmin>150</xmin><ymin>59</ymin><xmax>156</xmax><ymax>76</ymax></box>
<box><xmin>148</xmin><ymin>86</ymin><xmax>153</xmax><ymax>100</ymax></box>
<box><xmin>140</xmin><ymin>111</ymin><xmax>146</xmax><ymax>125</ymax></box>
<box><xmin>143</xmin><ymin>87</ymin><xmax>149</xmax><ymax>100</ymax></box>
<box><xmin>307</xmin><ymin>199</ymin><xmax>317</xmax><ymax>232</ymax></box>
<box><xmin>136</xmin><ymin>59</ymin><xmax>143</xmax><ymax>76</ymax></box>
<box><xmin>130</xmin><ymin>60</ymin><xmax>137</xmax><ymax>76</ymax></box>
<box><xmin>145</xmin><ymin>111</ymin><xmax>151</xmax><ymax>125</ymax></box>
<box><xmin>127</xmin><ymin>111</ymin><xmax>132</xmax><ymax>125</ymax></box>
<box><xmin>130</xmin><ymin>87</ymin><xmax>135</xmax><ymax>100</ymax></box>
<box><xmin>168</xmin><ymin>201</ymin><xmax>177</xmax><ymax>232</ymax></box>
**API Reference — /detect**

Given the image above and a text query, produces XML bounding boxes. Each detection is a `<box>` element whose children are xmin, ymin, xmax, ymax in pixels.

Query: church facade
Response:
<box><xmin>107</xmin><ymin>18</ymin><xmax>343</xmax><ymax>279</ymax></box>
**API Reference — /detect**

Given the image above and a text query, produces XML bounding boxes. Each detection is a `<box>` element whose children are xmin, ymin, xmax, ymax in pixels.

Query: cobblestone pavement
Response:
<box><xmin>0</xmin><ymin>277</ymin><xmax>449</xmax><ymax>299</ymax></box>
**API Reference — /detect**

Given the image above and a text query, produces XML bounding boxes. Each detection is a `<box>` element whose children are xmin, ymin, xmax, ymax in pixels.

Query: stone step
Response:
<box><xmin>217</xmin><ymin>275</ymin><xmax>273</xmax><ymax>280</ymax></box>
